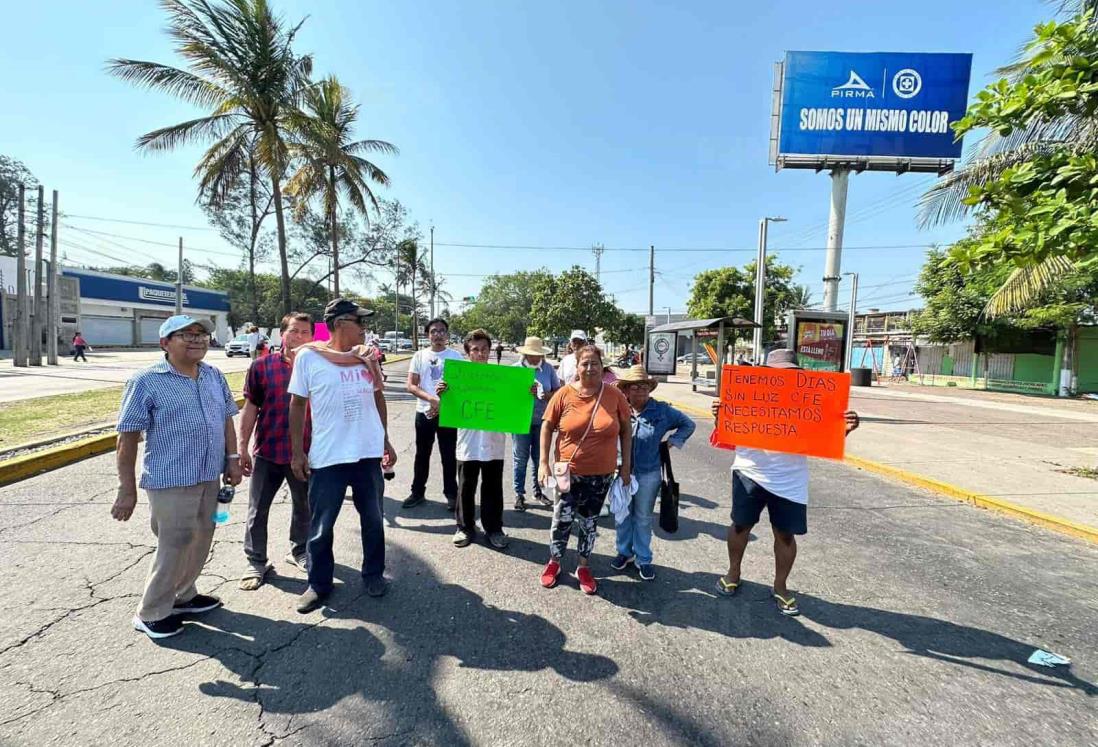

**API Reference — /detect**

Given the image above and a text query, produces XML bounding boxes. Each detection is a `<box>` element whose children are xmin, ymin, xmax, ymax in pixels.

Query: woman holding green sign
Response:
<box><xmin>538</xmin><ymin>344</ymin><xmax>633</xmax><ymax>596</ymax></box>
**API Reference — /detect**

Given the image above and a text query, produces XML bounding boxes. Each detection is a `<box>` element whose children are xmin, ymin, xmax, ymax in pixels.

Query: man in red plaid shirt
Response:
<box><xmin>238</xmin><ymin>313</ymin><xmax>316</xmax><ymax>590</ymax></box>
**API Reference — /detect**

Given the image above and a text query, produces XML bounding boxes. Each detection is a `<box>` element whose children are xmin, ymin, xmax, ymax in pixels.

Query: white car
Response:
<box><xmin>677</xmin><ymin>353</ymin><xmax>706</xmax><ymax>364</ymax></box>
<box><xmin>225</xmin><ymin>334</ymin><xmax>267</xmax><ymax>357</ymax></box>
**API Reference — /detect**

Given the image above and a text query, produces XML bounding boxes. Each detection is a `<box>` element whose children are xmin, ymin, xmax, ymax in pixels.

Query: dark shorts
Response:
<box><xmin>731</xmin><ymin>472</ymin><xmax>807</xmax><ymax>535</ymax></box>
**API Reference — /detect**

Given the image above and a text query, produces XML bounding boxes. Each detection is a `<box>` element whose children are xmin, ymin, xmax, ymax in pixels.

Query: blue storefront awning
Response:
<box><xmin>63</xmin><ymin>269</ymin><xmax>230</xmax><ymax>312</ymax></box>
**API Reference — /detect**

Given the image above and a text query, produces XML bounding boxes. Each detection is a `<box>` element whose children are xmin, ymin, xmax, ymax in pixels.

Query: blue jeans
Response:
<box><xmin>307</xmin><ymin>458</ymin><xmax>385</xmax><ymax>595</ymax></box>
<box><xmin>512</xmin><ymin>422</ymin><xmax>542</xmax><ymax>496</ymax></box>
<box><xmin>615</xmin><ymin>469</ymin><xmax>661</xmax><ymax>565</ymax></box>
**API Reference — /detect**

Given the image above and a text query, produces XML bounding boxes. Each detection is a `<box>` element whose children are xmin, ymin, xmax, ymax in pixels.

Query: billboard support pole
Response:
<box><xmin>753</xmin><ymin>218</ymin><xmax>768</xmax><ymax>363</ymax></box>
<box><xmin>822</xmin><ymin>169</ymin><xmax>849</xmax><ymax>311</ymax></box>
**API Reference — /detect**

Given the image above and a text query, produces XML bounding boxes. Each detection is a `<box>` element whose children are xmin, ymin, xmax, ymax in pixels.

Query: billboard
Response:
<box><xmin>771</xmin><ymin>51</ymin><xmax>973</xmax><ymax>172</ymax></box>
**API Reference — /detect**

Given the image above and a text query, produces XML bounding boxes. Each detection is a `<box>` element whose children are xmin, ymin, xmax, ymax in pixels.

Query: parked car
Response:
<box><xmin>378</xmin><ymin>339</ymin><xmax>396</xmax><ymax>353</ymax></box>
<box><xmin>397</xmin><ymin>338</ymin><xmax>414</xmax><ymax>351</ymax></box>
<box><xmin>676</xmin><ymin>352</ymin><xmax>706</xmax><ymax>364</ymax></box>
<box><xmin>225</xmin><ymin>333</ymin><xmax>267</xmax><ymax>357</ymax></box>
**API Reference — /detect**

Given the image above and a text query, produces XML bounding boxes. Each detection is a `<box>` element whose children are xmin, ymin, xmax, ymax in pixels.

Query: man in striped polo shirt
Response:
<box><xmin>113</xmin><ymin>315</ymin><xmax>243</xmax><ymax>639</ymax></box>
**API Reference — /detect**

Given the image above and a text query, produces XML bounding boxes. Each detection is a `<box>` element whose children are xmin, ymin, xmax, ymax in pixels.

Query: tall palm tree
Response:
<box><xmin>917</xmin><ymin>1</ymin><xmax>1097</xmax><ymax>317</ymax></box>
<box><xmin>107</xmin><ymin>0</ymin><xmax>311</xmax><ymax>315</ymax></box>
<box><xmin>286</xmin><ymin>76</ymin><xmax>396</xmax><ymax>299</ymax></box>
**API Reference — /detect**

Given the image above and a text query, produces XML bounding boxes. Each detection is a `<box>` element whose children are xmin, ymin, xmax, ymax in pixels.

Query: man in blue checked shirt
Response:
<box><xmin>112</xmin><ymin>315</ymin><xmax>243</xmax><ymax>640</ymax></box>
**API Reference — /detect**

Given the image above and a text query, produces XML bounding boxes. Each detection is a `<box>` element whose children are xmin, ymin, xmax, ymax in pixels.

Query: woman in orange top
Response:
<box><xmin>538</xmin><ymin>344</ymin><xmax>632</xmax><ymax>595</ymax></box>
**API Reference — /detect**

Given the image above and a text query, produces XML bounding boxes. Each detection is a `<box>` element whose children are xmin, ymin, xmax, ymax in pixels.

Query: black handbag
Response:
<box><xmin>658</xmin><ymin>441</ymin><xmax>680</xmax><ymax>533</ymax></box>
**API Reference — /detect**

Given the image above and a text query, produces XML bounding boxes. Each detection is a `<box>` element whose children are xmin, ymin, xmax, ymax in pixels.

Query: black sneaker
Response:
<box><xmin>296</xmin><ymin>587</ymin><xmax>328</xmax><ymax>614</ymax></box>
<box><xmin>533</xmin><ymin>490</ymin><xmax>553</xmax><ymax>507</ymax></box>
<box><xmin>487</xmin><ymin>531</ymin><xmax>510</xmax><ymax>550</ymax></box>
<box><xmin>514</xmin><ymin>495</ymin><xmax>527</xmax><ymax>512</ymax></box>
<box><xmin>402</xmin><ymin>494</ymin><xmax>427</xmax><ymax>509</ymax></box>
<box><xmin>173</xmin><ymin>594</ymin><xmax>222</xmax><ymax>614</ymax></box>
<box><xmin>133</xmin><ymin>614</ymin><xmax>184</xmax><ymax>639</ymax></box>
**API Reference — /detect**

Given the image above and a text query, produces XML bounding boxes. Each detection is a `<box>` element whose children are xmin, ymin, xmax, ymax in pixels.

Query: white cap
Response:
<box><xmin>569</xmin><ymin>329</ymin><xmax>587</xmax><ymax>341</ymax></box>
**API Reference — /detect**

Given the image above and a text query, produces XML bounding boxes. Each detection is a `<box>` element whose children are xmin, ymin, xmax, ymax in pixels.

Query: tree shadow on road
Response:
<box><xmin>797</xmin><ymin>594</ymin><xmax>1098</xmax><ymax>696</ymax></box>
<box><xmin>162</xmin><ymin>548</ymin><xmax>619</xmax><ymax>743</ymax></box>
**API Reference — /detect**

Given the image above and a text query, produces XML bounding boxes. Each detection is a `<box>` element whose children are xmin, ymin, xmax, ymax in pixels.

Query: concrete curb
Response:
<box><xmin>0</xmin><ymin>353</ymin><xmax>413</xmax><ymax>488</ymax></box>
<box><xmin>670</xmin><ymin>399</ymin><xmax>1098</xmax><ymax>546</ymax></box>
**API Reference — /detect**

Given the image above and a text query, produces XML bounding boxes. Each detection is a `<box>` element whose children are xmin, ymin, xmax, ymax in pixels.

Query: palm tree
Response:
<box><xmin>286</xmin><ymin>75</ymin><xmax>397</xmax><ymax>298</ymax></box>
<box><xmin>107</xmin><ymin>0</ymin><xmax>311</xmax><ymax>315</ymax></box>
<box><xmin>917</xmin><ymin>1</ymin><xmax>1097</xmax><ymax>317</ymax></box>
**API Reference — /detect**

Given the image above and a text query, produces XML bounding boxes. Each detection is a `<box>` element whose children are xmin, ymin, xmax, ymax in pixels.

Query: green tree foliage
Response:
<box><xmin>685</xmin><ymin>256</ymin><xmax>800</xmax><ymax>343</ymax></box>
<box><xmin>946</xmin><ymin>11</ymin><xmax>1098</xmax><ymax>275</ymax></box>
<box><xmin>285</xmin><ymin>75</ymin><xmax>396</xmax><ymax>298</ymax></box>
<box><xmin>528</xmin><ymin>266</ymin><xmax>618</xmax><ymax>341</ymax></box>
<box><xmin>199</xmin><ymin>267</ymin><xmax>329</xmax><ymax>331</ymax></box>
<box><xmin>0</xmin><ymin>156</ymin><xmax>39</xmax><ymax>257</ymax></box>
<box><xmin>460</xmin><ymin>270</ymin><xmax>552</xmax><ymax>344</ymax></box>
<box><xmin>912</xmin><ymin>247</ymin><xmax>1098</xmax><ymax>343</ymax></box>
<box><xmin>91</xmin><ymin>261</ymin><xmax>196</xmax><ymax>284</ymax></box>
<box><xmin>108</xmin><ymin>0</ymin><xmax>314</xmax><ymax>315</ymax></box>
<box><xmin>602</xmin><ymin>310</ymin><xmax>646</xmax><ymax>346</ymax></box>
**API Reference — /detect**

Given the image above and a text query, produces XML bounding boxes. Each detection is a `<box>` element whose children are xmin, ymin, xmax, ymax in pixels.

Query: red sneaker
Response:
<box><xmin>540</xmin><ymin>560</ymin><xmax>561</xmax><ymax>588</ymax></box>
<box><xmin>575</xmin><ymin>566</ymin><xmax>598</xmax><ymax>595</ymax></box>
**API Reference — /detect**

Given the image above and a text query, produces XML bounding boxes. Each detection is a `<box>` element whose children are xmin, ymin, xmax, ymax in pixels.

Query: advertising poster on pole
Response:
<box><xmin>795</xmin><ymin>320</ymin><xmax>845</xmax><ymax>372</ymax></box>
<box><xmin>645</xmin><ymin>331</ymin><xmax>677</xmax><ymax>376</ymax></box>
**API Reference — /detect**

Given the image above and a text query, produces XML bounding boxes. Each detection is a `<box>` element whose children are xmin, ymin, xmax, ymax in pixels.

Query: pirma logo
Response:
<box><xmin>892</xmin><ymin>69</ymin><xmax>922</xmax><ymax>99</ymax></box>
<box><xmin>832</xmin><ymin>70</ymin><xmax>875</xmax><ymax>99</ymax></box>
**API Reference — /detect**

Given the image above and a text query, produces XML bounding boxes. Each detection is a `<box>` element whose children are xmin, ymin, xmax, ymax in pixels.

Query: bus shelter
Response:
<box><xmin>647</xmin><ymin>316</ymin><xmax>758</xmax><ymax>399</ymax></box>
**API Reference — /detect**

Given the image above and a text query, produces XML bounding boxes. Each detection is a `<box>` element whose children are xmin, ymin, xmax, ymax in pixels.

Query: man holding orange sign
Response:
<box><xmin>710</xmin><ymin>349</ymin><xmax>859</xmax><ymax>617</ymax></box>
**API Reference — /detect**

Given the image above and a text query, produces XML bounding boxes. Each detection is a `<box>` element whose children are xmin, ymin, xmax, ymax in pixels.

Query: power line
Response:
<box><xmin>62</xmin><ymin>213</ymin><xmax>216</xmax><ymax>231</ymax></box>
<box><xmin>434</xmin><ymin>241</ymin><xmax>939</xmax><ymax>254</ymax></box>
<box><xmin>63</xmin><ymin>224</ymin><xmax>240</xmax><ymax>258</ymax></box>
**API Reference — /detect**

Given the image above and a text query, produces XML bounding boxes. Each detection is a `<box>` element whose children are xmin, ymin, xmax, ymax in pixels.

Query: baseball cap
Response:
<box><xmin>159</xmin><ymin>314</ymin><xmax>214</xmax><ymax>339</ymax></box>
<box><xmin>323</xmin><ymin>298</ymin><xmax>375</xmax><ymax>322</ymax></box>
<box><xmin>569</xmin><ymin>329</ymin><xmax>588</xmax><ymax>342</ymax></box>
<box><xmin>765</xmin><ymin>348</ymin><xmax>800</xmax><ymax>369</ymax></box>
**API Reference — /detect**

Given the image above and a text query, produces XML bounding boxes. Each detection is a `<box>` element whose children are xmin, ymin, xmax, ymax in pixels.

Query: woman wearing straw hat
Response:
<box><xmin>511</xmin><ymin>335</ymin><xmax>562</xmax><ymax>512</ymax></box>
<box><xmin>611</xmin><ymin>365</ymin><xmax>696</xmax><ymax>581</ymax></box>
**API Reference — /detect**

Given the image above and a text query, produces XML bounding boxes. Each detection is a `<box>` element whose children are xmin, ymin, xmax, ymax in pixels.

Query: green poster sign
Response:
<box><xmin>438</xmin><ymin>359</ymin><xmax>536</xmax><ymax>434</ymax></box>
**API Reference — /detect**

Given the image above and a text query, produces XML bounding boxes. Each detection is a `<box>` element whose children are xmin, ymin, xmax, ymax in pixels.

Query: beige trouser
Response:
<box><xmin>137</xmin><ymin>480</ymin><xmax>219</xmax><ymax>622</ymax></box>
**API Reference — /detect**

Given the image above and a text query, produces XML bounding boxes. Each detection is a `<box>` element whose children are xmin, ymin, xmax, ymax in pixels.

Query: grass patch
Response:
<box><xmin>0</xmin><ymin>370</ymin><xmax>246</xmax><ymax>450</ymax></box>
<box><xmin>1060</xmin><ymin>466</ymin><xmax>1098</xmax><ymax>480</ymax></box>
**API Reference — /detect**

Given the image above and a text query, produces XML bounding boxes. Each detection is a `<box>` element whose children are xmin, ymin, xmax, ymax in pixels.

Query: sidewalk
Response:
<box><xmin>654</xmin><ymin>373</ymin><xmax>1098</xmax><ymax>536</ymax></box>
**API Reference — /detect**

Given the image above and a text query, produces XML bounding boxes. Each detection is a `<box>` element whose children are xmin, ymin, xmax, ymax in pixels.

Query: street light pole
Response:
<box><xmin>843</xmin><ymin>271</ymin><xmax>859</xmax><ymax>371</ymax></box>
<box><xmin>753</xmin><ymin>216</ymin><xmax>786</xmax><ymax>363</ymax></box>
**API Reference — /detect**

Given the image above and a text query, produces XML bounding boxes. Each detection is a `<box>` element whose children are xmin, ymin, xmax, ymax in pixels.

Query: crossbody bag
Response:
<box><xmin>549</xmin><ymin>384</ymin><xmax>604</xmax><ymax>496</ymax></box>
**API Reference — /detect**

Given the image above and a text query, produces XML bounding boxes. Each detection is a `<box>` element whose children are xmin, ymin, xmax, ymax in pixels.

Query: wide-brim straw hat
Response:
<box><xmin>615</xmin><ymin>364</ymin><xmax>658</xmax><ymax>392</ymax></box>
<box><xmin>516</xmin><ymin>335</ymin><xmax>553</xmax><ymax>356</ymax></box>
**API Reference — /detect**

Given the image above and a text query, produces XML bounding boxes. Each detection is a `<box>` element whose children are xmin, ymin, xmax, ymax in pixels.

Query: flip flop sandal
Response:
<box><xmin>239</xmin><ymin>563</ymin><xmax>273</xmax><ymax>591</ymax></box>
<box><xmin>773</xmin><ymin>592</ymin><xmax>800</xmax><ymax>616</ymax></box>
<box><xmin>715</xmin><ymin>577</ymin><xmax>740</xmax><ymax>596</ymax></box>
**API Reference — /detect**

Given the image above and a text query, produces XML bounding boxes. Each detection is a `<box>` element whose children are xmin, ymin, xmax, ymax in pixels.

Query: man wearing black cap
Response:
<box><xmin>288</xmin><ymin>298</ymin><xmax>397</xmax><ymax>613</ymax></box>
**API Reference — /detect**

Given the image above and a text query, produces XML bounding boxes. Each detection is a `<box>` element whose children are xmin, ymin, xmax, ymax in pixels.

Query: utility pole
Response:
<box><xmin>429</xmin><ymin>225</ymin><xmax>435</xmax><ymax>319</ymax></box>
<box><xmin>30</xmin><ymin>185</ymin><xmax>45</xmax><ymax>365</ymax></box>
<box><xmin>822</xmin><ymin>169</ymin><xmax>850</xmax><ymax>311</ymax></box>
<box><xmin>175</xmin><ymin>237</ymin><xmax>184</xmax><ymax>314</ymax></box>
<box><xmin>754</xmin><ymin>216</ymin><xmax>787</xmax><ymax>363</ymax></box>
<box><xmin>648</xmin><ymin>245</ymin><xmax>655</xmax><ymax>317</ymax></box>
<box><xmin>46</xmin><ymin>190</ymin><xmax>58</xmax><ymax>365</ymax></box>
<box><xmin>843</xmin><ymin>272</ymin><xmax>859</xmax><ymax>372</ymax></box>
<box><xmin>592</xmin><ymin>244</ymin><xmax>604</xmax><ymax>282</ymax></box>
<box><xmin>665</xmin><ymin>306</ymin><xmax>672</xmax><ymax>325</ymax></box>
<box><xmin>13</xmin><ymin>185</ymin><xmax>28</xmax><ymax>367</ymax></box>
<box><xmin>393</xmin><ymin>247</ymin><xmax>399</xmax><ymax>336</ymax></box>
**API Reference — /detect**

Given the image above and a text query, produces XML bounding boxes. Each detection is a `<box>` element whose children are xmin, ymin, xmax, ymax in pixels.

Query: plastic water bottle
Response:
<box><xmin>215</xmin><ymin>485</ymin><xmax>235</xmax><ymax>526</ymax></box>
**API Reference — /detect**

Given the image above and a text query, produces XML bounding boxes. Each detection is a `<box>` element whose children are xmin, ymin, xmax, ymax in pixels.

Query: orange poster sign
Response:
<box><xmin>713</xmin><ymin>365</ymin><xmax>851</xmax><ymax>459</ymax></box>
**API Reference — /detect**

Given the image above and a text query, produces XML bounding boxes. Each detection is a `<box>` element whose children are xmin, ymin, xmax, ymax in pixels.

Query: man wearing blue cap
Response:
<box><xmin>112</xmin><ymin>315</ymin><xmax>243</xmax><ymax>639</ymax></box>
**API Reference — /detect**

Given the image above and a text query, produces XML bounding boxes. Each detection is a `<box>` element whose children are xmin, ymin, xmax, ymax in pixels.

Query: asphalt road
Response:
<box><xmin>1</xmin><ymin>353</ymin><xmax>1096</xmax><ymax>745</ymax></box>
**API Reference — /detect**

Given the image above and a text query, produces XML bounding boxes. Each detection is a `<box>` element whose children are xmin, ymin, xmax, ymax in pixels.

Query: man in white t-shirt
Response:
<box><xmin>404</xmin><ymin>317</ymin><xmax>463</xmax><ymax>511</ymax></box>
<box><xmin>289</xmin><ymin>298</ymin><xmax>397</xmax><ymax>614</ymax></box>
<box><xmin>712</xmin><ymin>348</ymin><xmax>859</xmax><ymax>617</ymax></box>
<box><xmin>556</xmin><ymin>329</ymin><xmax>587</xmax><ymax>384</ymax></box>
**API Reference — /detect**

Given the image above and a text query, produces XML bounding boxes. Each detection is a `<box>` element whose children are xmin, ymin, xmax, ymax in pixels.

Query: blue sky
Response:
<box><xmin>0</xmin><ymin>0</ymin><xmax>1051</xmax><ymax>316</ymax></box>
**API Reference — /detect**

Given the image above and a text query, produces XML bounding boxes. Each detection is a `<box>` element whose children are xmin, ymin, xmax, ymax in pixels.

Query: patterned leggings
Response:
<box><xmin>549</xmin><ymin>474</ymin><xmax>614</xmax><ymax>560</ymax></box>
